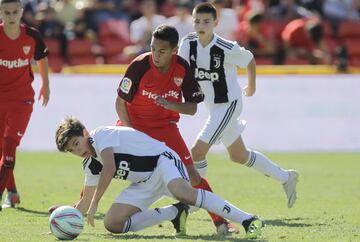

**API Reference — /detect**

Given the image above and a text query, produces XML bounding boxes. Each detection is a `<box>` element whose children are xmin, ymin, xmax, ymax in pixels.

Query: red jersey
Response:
<box><xmin>0</xmin><ymin>23</ymin><xmax>48</xmax><ymax>101</ymax></box>
<box><xmin>117</xmin><ymin>52</ymin><xmax>204</xmax><ymax>128</ymax></box>
<box><xmin>281</xmin><ymin>19</ymin><xmax>315</xmax><ymax>51</ymax></box>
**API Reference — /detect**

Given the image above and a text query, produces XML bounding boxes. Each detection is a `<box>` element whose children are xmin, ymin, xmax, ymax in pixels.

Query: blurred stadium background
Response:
<box><xmin>8</xmin><ymin>0</ymin><xmax>358</xmax><ymax>153</ymax></box>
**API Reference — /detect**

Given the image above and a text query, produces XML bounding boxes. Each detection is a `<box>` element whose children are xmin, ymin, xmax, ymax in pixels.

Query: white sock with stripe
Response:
<box><xmin>245</xmin><ymin>150</ymin><xmax>289</xmax><ymax>183</ymax></box>
<box><xmin>194</xmin><ymin>159</ymin><xmax>208</xmax><ymax>177</ymax></box>
<box><xmin>195</xmin><ymin>189</ymin><xmax>253</xmax><ymax>224</ymax></box>
<box><xmin>122</xmin><ymin>206</ymin><xmax>177</xmax><ymax>233</ymax></box>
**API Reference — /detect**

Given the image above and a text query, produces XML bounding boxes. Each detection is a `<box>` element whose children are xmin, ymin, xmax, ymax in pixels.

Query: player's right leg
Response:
<box><xmin>167</xmin><ymin>178</ymin><xmax>264</xmax><ymax>238</ymax></box>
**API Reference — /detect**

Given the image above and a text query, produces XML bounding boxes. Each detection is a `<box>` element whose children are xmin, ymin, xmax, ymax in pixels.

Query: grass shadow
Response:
<box><xmin>101</xmin><ymin>233</ymin><xmax>268</xmax><ymax>242</ymax></box>
<box><xmin>265</xmin><ymin>217</ymin><xmax>326</xmax><ymax>228</ymax></box>
<box><xmin>16</xmin><ymin>207</ymin><xmax>49</xmax><ymax>216</ymax></box>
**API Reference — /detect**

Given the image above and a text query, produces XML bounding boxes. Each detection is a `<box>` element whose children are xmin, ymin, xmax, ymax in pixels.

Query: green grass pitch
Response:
<box><xmin>0</xmin><ymin>152</ymin><xmax>359</xmax><ymax>241</ymax></box>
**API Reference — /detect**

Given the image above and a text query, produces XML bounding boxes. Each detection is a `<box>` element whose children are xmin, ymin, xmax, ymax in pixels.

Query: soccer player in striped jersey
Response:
<box><xmin>0</xmin><ymin>0</ymin><xmax>50</xmax><ymax>210</ymax></box>
<box><xmin>55</xmin><ymin>116</ymin><xmax>263</xmax><ymax>239</ymax></box>
<box><xmin>178</xmin><ymin>2</ymin><xmax>299</xmax><ymax>208</ymax></box>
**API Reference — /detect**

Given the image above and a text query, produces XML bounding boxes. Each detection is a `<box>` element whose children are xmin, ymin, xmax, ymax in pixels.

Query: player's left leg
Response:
<box><xmin>0</xmin><ymin>101</ymin><xmax>33</xmax><ymax>209</ymax></box>
<box><xmin>226</xmin><ymin>136</ymin><xmax>299</xmax><ymax>208</ymax></box>
<box><xmin>167</xmin><ymin>178</ymin><xmax>263</xmax><ymax>238</ymax></box>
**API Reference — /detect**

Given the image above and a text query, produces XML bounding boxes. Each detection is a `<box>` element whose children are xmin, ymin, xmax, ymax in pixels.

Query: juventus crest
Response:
<box><xmin>213</xmin><ymin>55</ymin><xmax>221</xmax><ymax>69</ymax></box>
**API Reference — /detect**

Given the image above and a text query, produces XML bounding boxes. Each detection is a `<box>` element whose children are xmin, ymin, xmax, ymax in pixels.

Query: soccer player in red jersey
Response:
<box><xmin>116</xmin><ymin>24</ymin><xmax>237</xmax><ymax>234</ymax></box>
<box><xmin>0</xmin><ymin>0</ymin><xmax>50</xmax><ymax>210</ymax></box>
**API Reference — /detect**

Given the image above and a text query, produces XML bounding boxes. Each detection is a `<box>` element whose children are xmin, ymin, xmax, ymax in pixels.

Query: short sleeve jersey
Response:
<box><xmin>178</xmin><ymin>33</ymin><xmax>253</xmax><ymax>105</ymax></box>
<box><xmin>0</xmin><ymin>23</ymin><xmax>48</xmax><ymax>101</ymax></box>
<box><xmin>83</xmin><ymin>126</ymin><xmax>169</xmax><ymax>186</ymax></box>
<box><xmin>117</xmin><ymin>52</ymin><xmax>204</xmax><ymax>128</ymax></box>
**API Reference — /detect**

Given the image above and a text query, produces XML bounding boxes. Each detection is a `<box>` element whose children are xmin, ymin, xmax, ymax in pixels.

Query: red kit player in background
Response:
<box><xmin>116</xmin><ymin>24</ymin><xmax>237</xmax><ymax>234</ymax></box>
<box><xmin>0</xmin><ymin>0</ymin><xmax>50</xmax><ymax>210</ymax></box>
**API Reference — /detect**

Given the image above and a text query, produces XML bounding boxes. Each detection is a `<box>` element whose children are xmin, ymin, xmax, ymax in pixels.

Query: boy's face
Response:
<box><xmin>66</xmin><ymin>131</ymin><xmax>94</xmax><ymax>158</ymax></box>
<box><xmin>0</xmin><ymin>2</ymin><xmax>23</xmax><ymax>27</ymax></box>
<box><xmin>192</xmin><ymin>12</ymin><xmax>217</xmax><ymax>38</ymax></box>
<box><xmin>150</xmin><ymin>37</ymin><xmax>177</xmax><ymax>69</ymax></box>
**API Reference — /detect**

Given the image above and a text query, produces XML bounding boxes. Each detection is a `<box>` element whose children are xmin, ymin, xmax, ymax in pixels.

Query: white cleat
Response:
<box><xmin>283</xmin><ymin>170</ymin><xmax>299</xmax><ymax>208</ymax></box>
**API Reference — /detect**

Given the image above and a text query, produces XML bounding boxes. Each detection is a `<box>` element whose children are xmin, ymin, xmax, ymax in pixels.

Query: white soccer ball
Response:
<box><xmin>49</xmin><ymin>205</ymin><xmax>84</xmax><ymax>240</ymax></box>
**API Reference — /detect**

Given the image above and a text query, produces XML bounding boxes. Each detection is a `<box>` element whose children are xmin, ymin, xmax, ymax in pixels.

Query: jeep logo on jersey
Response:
<box><xmin>174</xmin><ymin>77</ymin><xmax>183</xmax><ymax>87</ymax></box>
<box><xmin>23</xmin><ymin>46</ymin><xmax>31</xmax><ymax>55</ymax></box>
<box><xmin>120</xmin><ymin>77</ymin><xmax>132</xmax><ymax>94</ymax></box>
<box><xmin>195</xmin><ymin>68</ymin><xmax>219</xmax><ymax>82</ymax></box>
<box><xmin>114</xmin><ymin>160</ymin><xmax>130</xmax><ymax>180</ymax></box>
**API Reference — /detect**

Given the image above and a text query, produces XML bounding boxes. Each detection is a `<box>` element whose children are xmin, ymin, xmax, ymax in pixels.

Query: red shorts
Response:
<box><xmin>116</xmin><ymin>120</ymin><xmax>193</xmax><ymax>165</ymax></box>
<box><xmin>0</xmin><ymin>100</ymin><xmax>33</xmax><ymax>145</ymax></box>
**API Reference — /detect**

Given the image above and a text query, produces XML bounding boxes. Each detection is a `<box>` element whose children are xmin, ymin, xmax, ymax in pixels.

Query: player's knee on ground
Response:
<box><xmin>104</xmin><ymin>214</ymin><xmax>126</xmax><ymax>233</ymax></box>
<box><xmin>229</xmin><ymin>149</ymin><xmax>250</xmax><ymax>164</ymax></box>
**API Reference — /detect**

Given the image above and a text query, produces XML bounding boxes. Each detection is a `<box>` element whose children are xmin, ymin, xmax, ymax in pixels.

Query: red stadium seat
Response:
<box><xmin>345</xmin><ymin>39</ymin><xmax>360</xmax><ymax>57</ymax></box>
<box><xmin>99</xmin><ymin>19</ymin><xmax>130</xmax><ymax>44</ymax></box>
<box><xmin>338</xmin><ymin>21</ymin><xmax>360</xmax><ymax>38</ymax></box>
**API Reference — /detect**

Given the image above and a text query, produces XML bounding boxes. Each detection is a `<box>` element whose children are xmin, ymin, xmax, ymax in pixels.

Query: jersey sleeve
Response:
<box><xmin>92</xmin><ymin>127</ymin><xmax>120</xmax><ymax>154</ymax></box>
<box><xmin>84</xmin><ymin>171</ymin><xmax>100</xmax><ymax>186</ymax></box>
<box><xmin>179</xmin><ymin>58</ymin><xmax>204</xmax><ymax>103</ymax></box>
<box><xmin>226</xmin><ymin>43</ymin><xmax>254</xmax><ymax>68</ymax></box>
<box><xmin>178</xmin><ymin>37</ymin><xmax>190</xmax><ymax>64</ymax></box>
<box><xmin>27</xmin><ymin>27</ymin><xmax>48</xmax><ymax>60</ymax></box>
<box><xmin>117</xmin><ymin>61</ymin><xmax>142</xmax><ymax>102</ymax></box>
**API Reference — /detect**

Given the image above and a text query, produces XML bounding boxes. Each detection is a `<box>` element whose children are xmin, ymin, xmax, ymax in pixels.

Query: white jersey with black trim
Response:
<box><xmin>83</xmin><ymin>126</ymin><xmax>169</xmax><ymax>186</ymax></box>
<box><xmin>178</xmin><ymin>33</ymin><xmax>253</xmax><ymax>107</ymax></box>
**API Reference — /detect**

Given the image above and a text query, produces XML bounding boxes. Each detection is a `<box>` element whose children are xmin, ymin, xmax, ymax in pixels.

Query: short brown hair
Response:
<box><xmin>193</xmin><ymin>2</ymin><xmax>217</xmax><ymax>20</ymax></box>
<box><xmin>55</xmin><ymin>116</ymin><xmax>85</xmax><ymax>152</ymax></box>
<box><xmin>0</xmin><ymin>0</ymin><xmax>22</xmax><ymax>6</ymax></box>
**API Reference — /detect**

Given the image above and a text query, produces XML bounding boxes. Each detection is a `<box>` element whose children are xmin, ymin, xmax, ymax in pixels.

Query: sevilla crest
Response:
<box><xmin>174</xmin><ymin>77</ymin><xmax>183</xmax><ymax>87</ymax></box>
<box><xmin>23</xmin><ymin>46</ymin><xmax>31</xmax><ymax>55</ymax></box>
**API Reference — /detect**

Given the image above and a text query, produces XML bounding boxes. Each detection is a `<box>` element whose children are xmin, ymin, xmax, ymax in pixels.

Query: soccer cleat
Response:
<box><xmin>215</xmin><ymin>220</ymin><xmax>239</xmax><ymax>235</ymax></box>
<box><xmin>242</xmin><ymin>216</ymin><xmax>263</xmax><ymax>239</ymax></box>
<box><xmin>283</xmin><ymin>170</ymin><xmax>299</xmax><ymax>208</ymax></box>
<box><xmin>171</xmin><ymin>202</ymin><xmax>189</xmax><ymax>236</ymax></box>
<box><xmin>2</xmin><ymin>191</ymin><xmax>20</xmax><ymax>209</ymax></box>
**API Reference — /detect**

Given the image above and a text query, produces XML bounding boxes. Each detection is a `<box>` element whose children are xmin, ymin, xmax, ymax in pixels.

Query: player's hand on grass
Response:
<box><xmin>38</xmin><ymin>85</ymin><xmax>50</xmax><ymax>106</ymax></box>
<box><xmin>87</xmin><ymin>203</ymin><xmax>98</xmax><ymax>227</ymax></box>
<box><xmin>243</xmin><ymin>85</ymin><xmax>256</xmax><ymax>96</ymax></box>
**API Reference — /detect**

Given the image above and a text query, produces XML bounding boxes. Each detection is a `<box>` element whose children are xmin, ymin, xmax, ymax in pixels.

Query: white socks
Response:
<box><xmin>245</xmin><ymin>150</ymin><xmax>289</xmax><ymax>183</ymax></box>
<box><xmin>195</xmin><ymin>189</ymin><xmax>253</xmax><ymax>224</ymax></box>
<box><xmin>194</xmin><ymin>159</ymin><xmax>208</xmax><ymax>177</ymax></box>
<box><xmin>122</xmin><ymin>205</ymin><xmax>177</xmax><ymax>233</ymax></box>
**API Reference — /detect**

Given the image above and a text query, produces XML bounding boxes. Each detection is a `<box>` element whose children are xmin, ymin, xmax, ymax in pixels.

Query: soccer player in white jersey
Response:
<box><xmin>55</xmin><ymin>116</ymin><xmax>264</xmax><ymax>238</ymax></box>
<box><xmin>178</xmin><ymin>2</ymin><xmax>299</xmax><ymax>208</ymax></box>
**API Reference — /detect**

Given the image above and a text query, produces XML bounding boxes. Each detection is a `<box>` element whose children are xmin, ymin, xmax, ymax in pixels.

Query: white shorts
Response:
<box><xmin>198</xmin><ymin>99</ymin><xmax>246</xmax><ymax>147</ymax></box>
<box><xmin>114</xmin><ymin>150</ymin><xmax>189</xmax><ymax>211</ymax></box>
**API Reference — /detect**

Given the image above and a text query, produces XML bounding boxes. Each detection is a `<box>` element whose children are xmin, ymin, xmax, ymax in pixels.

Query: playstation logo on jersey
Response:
<box><xmin>213</xmin><ymin>55</ymin><xmax>221</xmax><ymax>69</ymax></box>
<box><xmin>174</xmin><ymin>77</ymin><xmax>183</xmax><ymax>87</ymax></box>
<box><xmin>23</xmin><ymin>46</ymin><xmax>31</xmax><ymax>55</ymax></box>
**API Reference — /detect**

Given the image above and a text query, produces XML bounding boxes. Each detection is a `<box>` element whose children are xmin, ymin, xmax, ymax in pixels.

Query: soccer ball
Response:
<box><xmin>49</xmin><ymin>205</ymin><xmax>84</xmax><ymax>240</ymax></box>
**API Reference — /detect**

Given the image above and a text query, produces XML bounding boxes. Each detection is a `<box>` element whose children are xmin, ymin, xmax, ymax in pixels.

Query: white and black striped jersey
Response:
<box><xmin>178</xmin><ymin>33</ymin><xmax>253</xmax><ymax>105</ymax></box>
<box><xmin>82</xmin><ymin>126</ymin><xmax>169</xmax><ymax>186</ymax></box>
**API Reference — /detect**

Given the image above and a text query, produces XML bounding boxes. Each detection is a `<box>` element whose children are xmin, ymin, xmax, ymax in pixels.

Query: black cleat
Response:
<box><xmin>171</xmin><ymin>202</ymin><xmax>189</xmax><ymax>236</ymax></box>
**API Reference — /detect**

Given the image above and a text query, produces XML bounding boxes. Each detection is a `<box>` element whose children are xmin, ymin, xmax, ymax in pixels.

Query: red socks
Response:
<box><xmin>0</xmin><ymin>137</ymin><xmax>17</xmax><ymax>195</ymax></box>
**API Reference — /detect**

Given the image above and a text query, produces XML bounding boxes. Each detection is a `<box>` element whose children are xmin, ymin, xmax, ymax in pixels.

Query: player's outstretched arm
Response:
<box><xmin>36</xmin><ymin>57</ymin><xmax>50</xmax><ymax>106</ymax></box>
<box><xmin>87</xmin><ymin>148</ymin><xmax>116</xmax><ymax>227</ymax></box>
<box><xmin>75</xmin><ymin>186</ymin><xmax>96</xmax><ymax>215</ymax></box>
<box><xmin>243</xmin><ymin>58</ymin><xmax>256</xmax><ymax>97</ymax></box>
